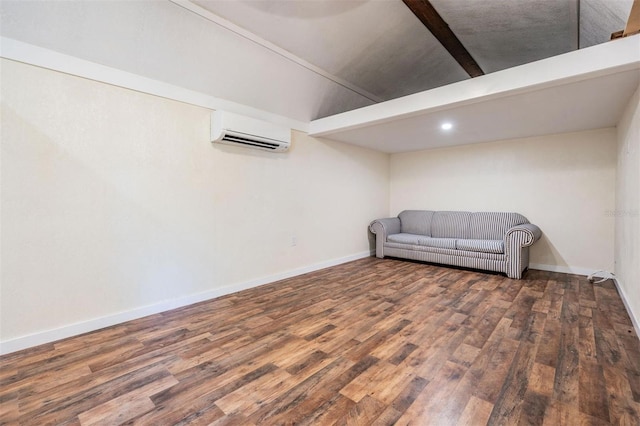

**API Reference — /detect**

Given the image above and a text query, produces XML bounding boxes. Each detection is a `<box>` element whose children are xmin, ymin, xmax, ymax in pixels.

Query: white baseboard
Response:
<box><xmin>0</xmin><ymin>251</ymin><xmax>372</xmax><ymax>355</ymax></box>
<box><xmin>531</xmin><ymin>264</ymin><xmax>640</xmax><ymax>337</ymax></box>
<box><xmin>612</xmin><ymin>278</ymin><xmax>640</xmax><ymax>338</ymax></box>
<box><xmin>529</xmin><ymin>263</ymin><xmax>595</xmax><ymax>276</ymax></box>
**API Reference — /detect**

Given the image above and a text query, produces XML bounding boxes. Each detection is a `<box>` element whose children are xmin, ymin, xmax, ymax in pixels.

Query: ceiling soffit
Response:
<box><xmin>309</xmin><ymin>35</ymin><xmax>640</xmax><ymax>153</ymax></box>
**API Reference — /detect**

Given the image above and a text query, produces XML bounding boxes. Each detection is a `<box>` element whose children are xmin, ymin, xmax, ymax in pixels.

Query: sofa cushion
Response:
<box><xmin>385</xmin><ymin>241</ymin><xmax>506</xmax><ymax>261</ymax></box>
<box><xmin>398</xmin><ymin>210</ymin><xmax>434</xmax><ymax>236</ymax></box>
<box><xmin>431</xmin><ymin>211</ymin><xmax>471</xmax><ymax>239</ymax></box>
<box><xmin>467</xmin><ymin>212</ymin><xmax>529</xmax><ymax>240</ymax></box>
<box><xmin>418</xmin><ymin>237</ymin><xmax>457</xmax><ymax>249</ymax></box>
<box><xmin>387</xmin><ymin>233</ymin><xmax>422</xmax><ymax>245</ymax></box>
<box><xmin>456</xmin><ymin>239</ymin><xmax>505</xmax><ymax>254</ymax></box>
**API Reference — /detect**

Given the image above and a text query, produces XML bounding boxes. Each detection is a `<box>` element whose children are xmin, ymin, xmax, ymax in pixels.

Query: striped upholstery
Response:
<box><xmin>456</xmin><ymin>238</ymin><xmax>504</xmax><ymax>254</ymax></box>
<box><xmin>398</xmin><ymin>210</ymin><xmax>434</xmax><ymax>236</ymax></box>
<box><xmin>505</xmin><ymin>223</ymin><xmax>542</xmax><ymax>279</ymax></box>
<box><xmin>383</xmin><ymin>245</ymin><xmax>507</xmax><ymax>275</ymax></box>
<box><xmin>431</xmin><ymin>211</ymin><xmax>472</xmax><ymax>238</ymax></box>
<box><xmin>384</xmin><ymin>242</ymin><xmax>505</xmax><ymax>261</ymax></box>
<box><xmin>369</xmin><ymin>210</ymin><xmax>541</xmax><ymax>279</ymax></box>
<box><xmin>419</xmin><ymin>237</ymin><xmax>457</xmax><ymax>249</ymax></box>
<box><xmin>468</xmin><ymin>212</ymin><xmax>528</xmax><ymax>240</ymax></box>
<box><xmin>387</xmin><ymin>233</ymin><xmax>422</xmax><ymax>245</ymax></box>
<box><xmin>369</xmin><ymin>217</ymin><xmax>400</xmax><ymax>258</ymax></box>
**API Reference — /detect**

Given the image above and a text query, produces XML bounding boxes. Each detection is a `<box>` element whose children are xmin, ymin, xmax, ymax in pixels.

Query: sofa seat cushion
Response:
<box><xmin>456</xmin><ymin>239</ymin><xmax>504</xmax><ymax>254</ymax></box>
<box><xmin>419</xmin><ymin>237</ymin><xmax>457</xmax><ymax>249</ymax></box>
<box><xmin>384</xmin><ymin>242</ymin><xmax>506</xmax><ymax>261</ymax></box>
<box><xmin>387</xmin><ymin>233</ymin><xmax>423</xmax><ymax>245</ymax></box>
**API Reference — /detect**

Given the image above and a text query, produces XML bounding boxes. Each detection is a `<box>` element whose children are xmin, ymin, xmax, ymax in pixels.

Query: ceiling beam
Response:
<box><xmin>624</xmin><ymin>0</ymin><xmax>640</xmax><ymax>36</ymax></box>
<box><xmin>612</xmin><ymin>0</ymin><xmax>640</xmax><ymax>39</ymax></box>
<box><xmin>402</xmin><ymin>0</ymin><xmax>484</xmax><ymax>78</ymax></box>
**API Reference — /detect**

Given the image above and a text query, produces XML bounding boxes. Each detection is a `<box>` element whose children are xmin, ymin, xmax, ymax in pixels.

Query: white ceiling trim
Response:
<box><xmin>309</xmin><ymin>35</ymin><xmax>640</xmax><ymax>137</ymax></box>
<box><xmin>0</xmin><ymin>36</ymin><xmax>309</xmax><ymax>132</ymax></box>
<box><xmin>170</xmin><ymin>0</ymin><xmax>384</xmax><ymax>104</ymax></box>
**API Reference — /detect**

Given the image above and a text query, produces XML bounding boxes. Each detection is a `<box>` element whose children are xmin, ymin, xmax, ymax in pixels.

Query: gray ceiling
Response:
<box><xmin>196</xmin><ymin>0</ymin><xmax>633</xmax><ymax>109</ymax></box>
<box><xmin>0</xmin><ymin>0</ymin><xmax>634</xmax><ymax>122</ymax></box>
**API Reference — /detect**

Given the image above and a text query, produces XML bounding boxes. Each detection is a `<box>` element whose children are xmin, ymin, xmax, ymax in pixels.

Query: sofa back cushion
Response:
<box><xmin>431</xmin><ymin>211</ymin><xmax>472</xmax><ymax>238</ymax></box>
<box><xmin>468</xmin><ymin>212</ymin><xmax>529</xmax><ymax>240</ymax></box>
<box><xmin>398</xmin><ymin>210</ymin><xmax>434</xmax><ymax>236</ymax></box>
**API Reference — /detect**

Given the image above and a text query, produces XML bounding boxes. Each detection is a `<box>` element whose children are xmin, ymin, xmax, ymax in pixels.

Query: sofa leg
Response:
<box><xmin>507</xmin><ymin>270</ymin><xmax>524</xmax><ymax>279</ymax></box>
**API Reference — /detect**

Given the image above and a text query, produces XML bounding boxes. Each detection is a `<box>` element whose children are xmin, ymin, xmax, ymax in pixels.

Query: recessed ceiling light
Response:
<box><xmin>441</xmin><ymin>122</ymin><xmax>453</xmax><ymax>130</ymax></box>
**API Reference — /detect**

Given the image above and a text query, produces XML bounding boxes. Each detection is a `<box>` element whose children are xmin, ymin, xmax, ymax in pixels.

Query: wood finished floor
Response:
<box><xmin>2</xmin><ymin>257</ymin><xmax>640</xmax><ymax>425</ymax></box>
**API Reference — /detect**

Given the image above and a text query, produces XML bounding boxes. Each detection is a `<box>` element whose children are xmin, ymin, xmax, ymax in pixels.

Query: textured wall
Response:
<box><xmin>0</xmin><ymin>59</ymin><xmax>389</xmax><ymax>344</ymax></box>
<box><xmin>615</xmin><ymin>87</ymin><xmax>640</xmax><ymax>328</ymax></box>
<box><xmin>390</xmin><ymin>129</ymin><xmax>617</xmax><ymax>273</ymax></box>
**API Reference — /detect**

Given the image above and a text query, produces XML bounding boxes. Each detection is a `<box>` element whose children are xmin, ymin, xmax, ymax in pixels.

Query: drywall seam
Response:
<box><xmin>0</xmin><ymin>250</ymin><xmax>374</xmax><ymax>355</ymax></box>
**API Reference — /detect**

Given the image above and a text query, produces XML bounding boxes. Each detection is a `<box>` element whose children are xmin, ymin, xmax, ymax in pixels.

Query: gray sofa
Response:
<box><xmin>370</xmin><ymin>210</ymin><xmax>542</xmax><ymax>279</ymax></box>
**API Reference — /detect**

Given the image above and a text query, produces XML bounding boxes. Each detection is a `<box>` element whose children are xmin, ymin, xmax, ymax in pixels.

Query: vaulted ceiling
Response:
<box><xmin>193</xmin><ymin>0</ymin><xmax>633</xmax><ymax>110</ymax></box>
<box><xmin>0</xmin><ymin>0</ymin><xmax>636</xmax><ymax>152</ymax></box>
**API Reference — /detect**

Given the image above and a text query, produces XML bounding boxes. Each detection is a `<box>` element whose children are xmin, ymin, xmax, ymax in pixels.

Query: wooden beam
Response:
<box><xmin>402</xmin><ymin>0</ymin><xmax>484</xmax><ymax>78</ymax></box>
<box><xmin>623</xmin><ymin>0</ymin><xmax>640</xmax><ymax>36</ymax></box>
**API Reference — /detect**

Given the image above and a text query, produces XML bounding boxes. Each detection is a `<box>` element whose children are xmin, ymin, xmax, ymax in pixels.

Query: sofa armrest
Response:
<box><xmin>369</xmin><ymin>217</ymin><xmax>401</xmax><ymax>237</ymax></box>
<box><xmin>504</xmin><ymin>223</ymin><xmax>541</xmax><ymax>279</ymax></box>
<box><xmin>505</xmin><ymin>223</ymin><xmax>542</xmax><ymax>248</ymax></box>
<box><xmin>369</xmin><ymin>217</ymin><xmax>400</xmax><ymax>258</ymax></box>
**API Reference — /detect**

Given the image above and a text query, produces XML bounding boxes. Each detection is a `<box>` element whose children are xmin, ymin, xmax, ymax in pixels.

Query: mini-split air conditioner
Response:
<box><xmin>211</xmin><ymin>111</ymin><xmax>291</xmax><ymax>152</ymax></box>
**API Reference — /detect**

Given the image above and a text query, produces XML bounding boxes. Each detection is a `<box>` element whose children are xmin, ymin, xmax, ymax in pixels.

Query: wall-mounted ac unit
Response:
<box><xmin>211</xmin><ymin>111</ymin><xmax>291</xmax><ymax>152</ymax></box>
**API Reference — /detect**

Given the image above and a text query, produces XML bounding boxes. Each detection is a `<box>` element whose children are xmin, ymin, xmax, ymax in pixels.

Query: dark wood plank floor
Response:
<box><xmin>2</xmin><ymin>257</ymin><xmax>639</xmax><ymax>425</ymax></box>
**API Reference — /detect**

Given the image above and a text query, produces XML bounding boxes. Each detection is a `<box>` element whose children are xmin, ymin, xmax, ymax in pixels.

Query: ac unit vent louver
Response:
<box><xmin>211</xmin><ymin>111</ymin><xmax>291</xmax><ymax>152</ymax></box>
<box><xmin>221</xmin><ymin>133</ymin><xmax>280</xmax><ymax>150</ymax></box>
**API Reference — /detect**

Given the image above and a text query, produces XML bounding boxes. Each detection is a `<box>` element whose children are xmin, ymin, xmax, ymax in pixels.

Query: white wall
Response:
<box><xmin>0</xmin><ymin>59</ymin><xmax>389</xmax><ymax>351</ymax></box>
<box><xmin>0</xmin><ymin>0</ymin><xmax>374</xmax><ymax>120</ymax></box>
<box><xmin>1</xmin><ymin>54</ymin><xmax>632</xmax><ymax>352</ymax></box>
<box><xmin>615</xmin><ymin>87</ymin><xmax>640</xmax><ymax>330</ymax></box>
<box><xmin>390</xmin><ymin>129</ymin><xmax>617</xmax><ymax>274</ymax></box>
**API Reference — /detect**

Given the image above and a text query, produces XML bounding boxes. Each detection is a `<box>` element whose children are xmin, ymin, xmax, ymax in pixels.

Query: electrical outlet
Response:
<box><xmin>291</xmin><ymin>235</ymin><xmax>297</xmax><ymax>247</ymax></box>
